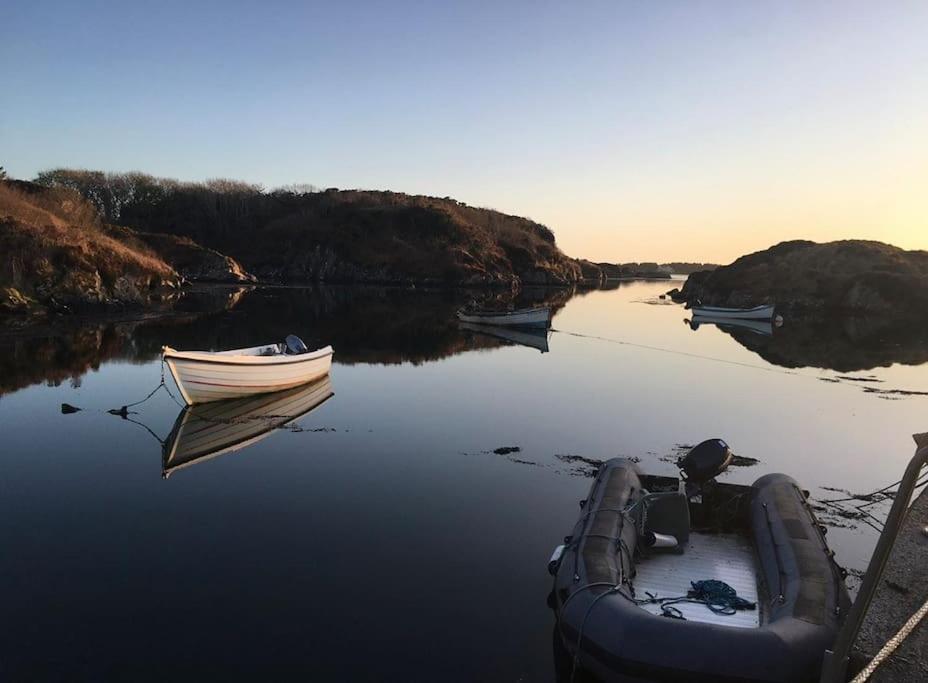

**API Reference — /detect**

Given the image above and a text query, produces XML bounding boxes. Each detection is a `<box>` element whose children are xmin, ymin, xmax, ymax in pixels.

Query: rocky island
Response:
<box><xmin>680</xmin><ymin>239</ymin><xmax>928</xmax><ymax>321</ymax></box>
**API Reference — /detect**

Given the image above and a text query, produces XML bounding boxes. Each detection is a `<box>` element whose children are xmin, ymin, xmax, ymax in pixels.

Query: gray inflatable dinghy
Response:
<box><xmin>549</xmin><ymin>440</ymin><xmax>850</xmax><ymax>682</ymax></box>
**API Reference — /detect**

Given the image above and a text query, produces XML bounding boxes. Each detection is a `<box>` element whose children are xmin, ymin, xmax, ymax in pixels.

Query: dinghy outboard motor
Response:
<box><xmin>677</xmin><ymin>438</ymin><xmax>733</xmax><ymax>484</ymax></box>
<box><xmin>284</xmin><ymin>334</ymin><xmax>309</xmax><ymax>355</ymax></box>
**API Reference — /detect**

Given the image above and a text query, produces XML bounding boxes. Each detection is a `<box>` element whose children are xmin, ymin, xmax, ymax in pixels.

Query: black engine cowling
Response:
<box><xmin>677</xmin><ymin>438</ymin><xmax>733</xmax><ymax>483</ymax></box>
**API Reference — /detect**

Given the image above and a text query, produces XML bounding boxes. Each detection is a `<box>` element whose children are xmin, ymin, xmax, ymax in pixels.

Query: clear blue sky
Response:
<box><xmin>2</xmin><ymin>1</ymin><xmax>926</xmax><ymax>262</ymax></box>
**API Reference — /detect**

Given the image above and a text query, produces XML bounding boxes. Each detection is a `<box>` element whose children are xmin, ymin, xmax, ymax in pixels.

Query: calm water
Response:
<box><xmin>2</xmin><ymin>281</ymin><xmax>927</xmax><ymax>681</ymax></box>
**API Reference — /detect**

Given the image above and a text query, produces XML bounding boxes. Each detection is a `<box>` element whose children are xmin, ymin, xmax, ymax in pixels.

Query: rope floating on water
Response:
<box><xmin>550</xmin><ymin>327</ymin><xmax>800</xmax><ymax>376</ymax></box>
<box><xmin>549</xmin><ymin>327</ymin><xmax>928</xmax><ymax>399</ymax></box>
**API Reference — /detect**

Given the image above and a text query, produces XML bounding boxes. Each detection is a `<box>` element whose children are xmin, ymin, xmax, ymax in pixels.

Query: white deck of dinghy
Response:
<box><xmin>632</xmin><ymin>532</ymin><xmax>762</xmax><ymax>628</ymax></box>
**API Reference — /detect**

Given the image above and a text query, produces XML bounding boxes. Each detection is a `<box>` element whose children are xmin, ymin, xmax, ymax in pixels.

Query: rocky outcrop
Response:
<box><xmin>133</xmin><ymin>231</ymin><xmax>256</xmax><ymax>283</ymax></box>
<box><xmin>681</xmin><ymin>240</ymin><xmax>928</xmax><ymax>320</ymax></box>
<box><xmin>0</xmin><ymin>182</ymin><xmax>182</xmax><ymax>317</ymax></box>
<box><xmin>661</xmin><ymin>262</ymin><xmax>720</xmax><ymax>275</ymax></box>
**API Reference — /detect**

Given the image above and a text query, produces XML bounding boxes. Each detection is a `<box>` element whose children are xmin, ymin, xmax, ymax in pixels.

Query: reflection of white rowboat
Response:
<box><xmin>690</xmin><ymin>316</ymin><xmax>774</xmax><ymax>336</ymax></box>
<box><xmin>162</xmin><ymin>376</ymin><xmax>334</xmax><ymax>477</ymax></box>
<box><xmin>162</xmin><ymin>338</ymin><xmax>333</xmax><ymax>405</ymax></box>
<box><xmin>690</xmin><ymin>304</ymin><xmax>775</xmax><ymax>320</ymax></box>
<box><xmin>456</xmin><ymin>306</ymin><xmax>551</xmax><ymax>329</ymax></box>
<box><xmin>458</xmin><ymin>321</ymin><xmax>550</xmax><ymax>353</ymax></box>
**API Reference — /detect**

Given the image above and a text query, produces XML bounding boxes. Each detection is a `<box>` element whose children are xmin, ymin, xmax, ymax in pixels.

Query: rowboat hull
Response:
<box><xmin>162</xmin><ymin>376</ymin><xmax>334</xmax><ymax>477</ymax></box>
<box><xmin>163</xmin><ymin>344</ymin><xmax>334</xmax><ymax>405</ymax></box>
<box><xmin>456</xmin><ymin>307</ymin><xmax>551</xmax><ymax>329</ymax></box>
<box><xmin>690</xmin><ymin>316</ymin><xmax>774</xmax><ymax>336</ymax></box>
<box><xmin>690</xmin><ymin>304</ymin><xmax>775</xmax><ymax>320</ymax></box>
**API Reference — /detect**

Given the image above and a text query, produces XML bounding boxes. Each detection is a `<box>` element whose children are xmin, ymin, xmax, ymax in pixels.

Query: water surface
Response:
<box><xmin>2</xmin><ymin>281</ymin><xmax>926</xmax><ymax>681</ymax></box>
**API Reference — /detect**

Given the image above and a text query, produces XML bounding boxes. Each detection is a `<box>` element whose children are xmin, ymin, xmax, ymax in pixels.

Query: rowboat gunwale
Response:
<box><xmin>455</xmin><ymin>306</ymin><xmax>552</xmax><ymax>329</ymax></box>
<box><xmin>162</xmin><ymin>344</ymin><xmax>334</xmax><ymax>366</ymax></box>
<box><xmin>690</xmin><ymin>304</ymin><xmax>776</xmax><ymax>320</ymax></box>
<box><xmin>456</xmin><ymin>306</ymin><xmax>550</xmax><ymax>319</ymax></box>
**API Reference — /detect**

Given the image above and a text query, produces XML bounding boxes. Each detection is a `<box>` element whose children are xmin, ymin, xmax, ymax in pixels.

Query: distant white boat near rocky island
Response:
<box><xmin>456</xmin><ymin>306</ymin><xmax>551</xmax><ymax>329</ymax></box>
<box><xmin>690</xmin><ymin>303</ymin><xmax>776</xmax><ymax>320</ymax></box>
<box><xmin>163</xmin><ymin>335</ymin><xmax>333</xmax><ymax>405</ymax></box>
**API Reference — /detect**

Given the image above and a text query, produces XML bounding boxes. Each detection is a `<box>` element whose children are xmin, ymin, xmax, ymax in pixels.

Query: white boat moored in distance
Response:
<box><xmin>690</xmin><ymin>304</ymin><xmax>775</xmax><ymax>320</ymax></box>
<box><xmin>162</xmin><ymin>336</ymin><xmax>334</xmax><ymax>405</ymax></box>
<box><xmin>456</xmin><ymin>306</ymin><xmax>551</xmax><ymax>329</ymax></box>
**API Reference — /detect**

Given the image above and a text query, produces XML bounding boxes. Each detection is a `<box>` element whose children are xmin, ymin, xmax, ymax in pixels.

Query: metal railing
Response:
<box><xmin>819</xmin><ymin>432</ymin><xmax>928</xmax><ymax>682</ymax></box>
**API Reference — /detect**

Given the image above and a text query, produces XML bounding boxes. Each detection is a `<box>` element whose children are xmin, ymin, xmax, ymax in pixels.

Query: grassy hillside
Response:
<box><xmin>35</xmin><ymin>169</ymin><xmax>582</xmax><ymax>287</ymax></box>
<box><xmin>0</xmin><ymin>180</ymin><xmax>180</xmax><ymax>315</ymax></box>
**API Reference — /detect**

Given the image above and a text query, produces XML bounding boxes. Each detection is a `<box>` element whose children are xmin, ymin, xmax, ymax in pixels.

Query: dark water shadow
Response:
<box><xmin>691</xmin><ymin>314</ymin><xmax>928</xmax><ymax>372</ymax></box>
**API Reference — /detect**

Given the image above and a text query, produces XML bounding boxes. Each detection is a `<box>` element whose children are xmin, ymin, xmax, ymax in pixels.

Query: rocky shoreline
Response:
<box><xmin>676</xmin><ymin>240</ymin><xmax>928</xmax><ymax>321</ymax></box>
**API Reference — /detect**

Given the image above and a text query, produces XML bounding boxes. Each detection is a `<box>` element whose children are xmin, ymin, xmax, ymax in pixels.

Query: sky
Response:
<box><xmin>1</xmin><ymin>1</ymin><xmax>926</xmax><ymax>263</ymax></box>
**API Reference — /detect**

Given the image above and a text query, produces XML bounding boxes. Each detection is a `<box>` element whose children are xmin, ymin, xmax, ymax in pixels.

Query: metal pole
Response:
<box><xmin>819</xmin><ymin>433</ymin><xmax>928</xmax><ymax>682</ymax></box>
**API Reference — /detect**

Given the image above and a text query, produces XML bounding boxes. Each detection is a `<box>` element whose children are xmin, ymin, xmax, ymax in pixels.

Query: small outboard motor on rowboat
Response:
<box><xmin>284</xmin><ymin>334</ymin><xmax>309</xmax><ymax>355</ymax></box>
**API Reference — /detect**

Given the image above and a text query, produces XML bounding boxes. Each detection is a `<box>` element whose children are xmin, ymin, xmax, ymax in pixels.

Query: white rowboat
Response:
<box><xmin>690</xmin><ymin>304</ymin><xmax>775</xmax><ymax>320</ymax></box>
<box><xmin>456</xmin><ymin>306</ymin><xmax>551</xmax><ymax>329</ymax></box>
<box><xmin>163</xmin><ymin>341</ymin><xmax>334</xmax><ymax>405</ymax></box>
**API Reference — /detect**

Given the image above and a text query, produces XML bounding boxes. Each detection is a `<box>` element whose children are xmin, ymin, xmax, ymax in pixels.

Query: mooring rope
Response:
<box><xmin>550</xmin><ymin>327</ymin><xmax>799</xmax><ymax>376</ymax></box>
<box><xmin>62</xmin><ymin>357</ymin><xmax>184</xmax><ymax>416</ymax></box>
<box><xmin>549</xmin><ymin>327</ymin><xmax>928</xmax><ymax>400</ymax></box>
<box><xmin>108</xmin><ymin>357</ymin><xmax>184</xmax><ymax>414</ymax></box>
<box><xmin>851</xmin><ymin>595</ymin><xmax>928</xmax><ymax>682</ymax></box>
<box><xmin>564</xmin><ymin>577</ymin><xmax>756</xmax><ymax>682</ymax></box>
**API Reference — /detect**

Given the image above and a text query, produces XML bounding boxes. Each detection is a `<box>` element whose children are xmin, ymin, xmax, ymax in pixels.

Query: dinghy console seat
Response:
<box><xmin>633</xmin><ymin>438</ymin><xmax>734</xmax><ymax>552</ymax></box>
<box><xmin>636</xmin><ymin>485</ymin><xmax>690</xmax><ymax>551</ymax></box>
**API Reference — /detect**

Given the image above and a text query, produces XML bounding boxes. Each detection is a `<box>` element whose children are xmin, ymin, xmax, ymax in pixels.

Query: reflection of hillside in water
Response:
<box><xmin>132</xmin><ymin>286</ymin><xmax>572</xmax><ymax>364</ymax></box>
<box><xmin>0</xmin><ymin>286</ymin><xmax>248</xmax><ymax>396</ymax></box>
<box><xmin>713</xmin><ymin>315</ymin><xmax>928</xmax><ymax>372</ymax></box>
<box><xmin>0</xmin><ymin>285</ymin><xmax>573</xmax><ymax>395</ymax></box>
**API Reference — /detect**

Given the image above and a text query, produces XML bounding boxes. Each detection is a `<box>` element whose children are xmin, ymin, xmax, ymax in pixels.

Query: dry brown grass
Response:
<box><xmin>1</xmin><ymin>181</ymin><xmax>178</xmax><ymax>312</ymax></box>
<box><xmin>0</xmin><ymin>182</ymin><xmax>173</xmax><ymax>279</ymax></box>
